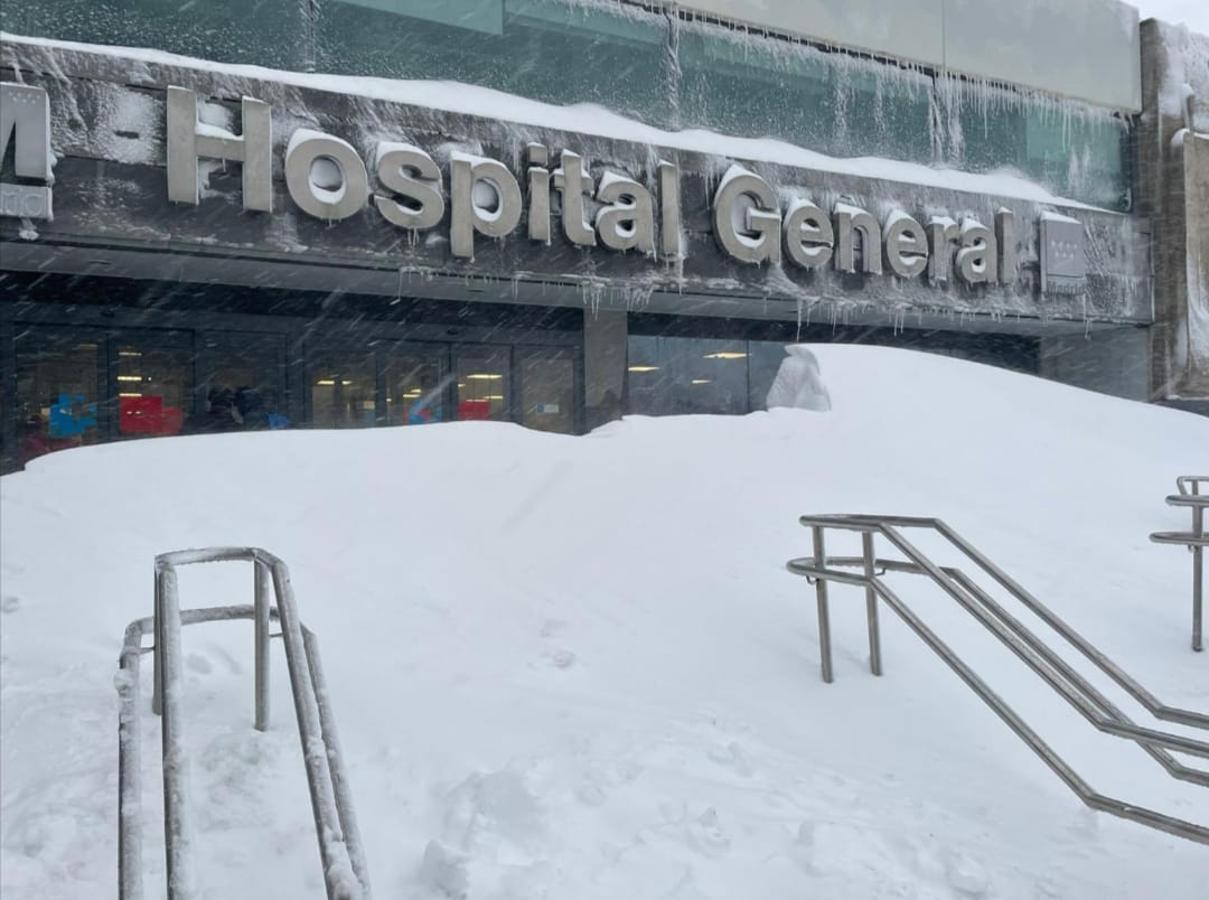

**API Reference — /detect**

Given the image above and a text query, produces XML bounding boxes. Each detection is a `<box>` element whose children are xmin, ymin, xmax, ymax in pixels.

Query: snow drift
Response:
<box><xmin>2</xmin><ymin>345</ymin><xmax>1207</xmax><ymax>899</ymax></box>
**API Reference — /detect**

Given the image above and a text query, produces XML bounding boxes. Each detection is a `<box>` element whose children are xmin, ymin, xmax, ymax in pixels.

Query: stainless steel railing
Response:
<box><xmin>1150</xmin><ymin>476</ymin><xmax>1208</xmax><ymax>652</ymax></box>
<box><xmin>116</xmin><ymin>547</ymin><xmax>372</xmax><ymax>899</ymax></box>
<box><xmin>786</xmin><ymin>514</ymin><xmax>1209</xmax><ymax>845</ymax></box>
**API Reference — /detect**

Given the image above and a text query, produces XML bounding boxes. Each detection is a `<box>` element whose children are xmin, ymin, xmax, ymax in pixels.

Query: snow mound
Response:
<box><xmin>2</xmin><ymin>346</ymin><xmax>1207</xmax><ymax>899</ymax></box>
<box><xmin>765</xmin><ymin>345</ymin><xmax>832</xmax><ymax>412</ymax></box>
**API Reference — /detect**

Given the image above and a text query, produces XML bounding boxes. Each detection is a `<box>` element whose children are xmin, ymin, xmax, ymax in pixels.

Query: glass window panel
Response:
<box><xmin>196</xmin><ymin>331</ymin><xmax>289</xmax><ymax>432</ymax></box>
<box><xmin>0</xmin><ymin>1</ymin><xmax>308</xmax><ymax>71</ymax></box>
<box><xmin>385</xmin><ymin>345</ymin><xmax>447</xmax><ymax>426</ymax></box>
<box><xmin>456</xmin><ymin>347</ymin><xmax>510</xmax><ymax>422</ymax></box>
<box><xmin>627</xmin><ymin>335</ymin><xmax>749</xmax><ymax>417</ymax></box>
<box><xmin>309</xmin><ymin>351</ymin><xmax>376</xmax><ymax>429</ymax></box>
<box><xmin>519</xmin><ymin>348</ymin><xmax>575</xmax><ymax>434</ymax></box>
<box><xmin>14</xmin><ymin>328</ymin><xmax>101</xmax><ymax>465</ymax></box>
<box><xmin>318</xmin><ymin>0</ymin><xmax>669</xmax><ymax>122</ymax></box>
<box><xmin>678</xmin><ymin>23</ymin><xmax>933</xmax><ymax>165</ymax></box>
<box><xmin>114</xmin><ymin>332</ymin><xmax>193</xmax><ymax>438</ymax></box>
<box><xmin>952</xmin><ymin>81</ymin><xmax>1130</xmax><ymax>211</ymax></box>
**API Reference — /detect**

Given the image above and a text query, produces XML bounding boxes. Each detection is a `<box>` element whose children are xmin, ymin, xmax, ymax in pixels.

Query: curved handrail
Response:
<box><xmin>788</xmin><ymin>516</ymin><xmax>1209</xmax><ymax>845</ymax></box>
<box><xmin>1176</xmin><ymin>476</ymin><xmax>1209</xmax><ymax>496</ymax></box>
<box><xmin>1150</xmin><ymin>477</ymin><xmax>1206</xmax><ymax>652</ymax></box>
<box><xmin>802</xmin><ymin>514</ymin><xmax>1208</xmax><ymax>722</ymax></box>
<box><xmin>123</xmin><ymin>547</ymin><xmax>371</xmax><ymax>900</ymax></box>
<box><xmin>788</xmin><ymin>555</ymin><xmax>1209</xmax><ymax>783</ymax></box>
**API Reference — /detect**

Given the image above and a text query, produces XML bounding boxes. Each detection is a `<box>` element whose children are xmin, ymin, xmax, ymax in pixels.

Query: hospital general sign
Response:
<box><xmin>1</xmin><ymin>82</ymin><xmax>1087</xmax><ymax>295</ymax></box>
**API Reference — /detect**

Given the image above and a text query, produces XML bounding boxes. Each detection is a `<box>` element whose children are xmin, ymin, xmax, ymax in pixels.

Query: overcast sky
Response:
<box><xmin>1129</xmin><ymin>0</ymin><xmax>1209</xmax><ymax>32</ymax></box>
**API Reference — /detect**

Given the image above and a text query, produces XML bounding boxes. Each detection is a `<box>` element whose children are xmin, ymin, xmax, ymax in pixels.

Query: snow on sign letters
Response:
<box><xmin>0</xmin><ymin>83</ymin><xmax>54</xmax><ymax>221</ymax></box>
<box><xmin>6</xmin><ymin>81</ymin><xmax>1086</xmax><ymax>295</ymax></box>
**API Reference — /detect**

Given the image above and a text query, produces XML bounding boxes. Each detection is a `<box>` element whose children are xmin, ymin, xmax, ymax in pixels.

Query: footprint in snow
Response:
<box><xmin>686</xmin><ymin>807</ymin><xmax>731</xmax><ymax>858</ymax></box>
<box><xmin>543</xmin><ymin>648</ymin><xmax>576</xmax><ymax>669</ymax></box>
<box><xmin>706</xmin><ymin>741</ymin><xmax>754</xmax><ymax>777</ymax></box>
<box><xmin>944</xmin><ymin>851</ymin><xmax>991</xmax><ymax>897</ymax></box>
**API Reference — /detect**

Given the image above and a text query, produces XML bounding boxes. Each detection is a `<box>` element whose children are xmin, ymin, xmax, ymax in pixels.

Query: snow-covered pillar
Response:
<box><xmin>1183</xmin><ymin>133</ymin><xmax>1209</xmax><ymax>393</ymax></box>
<box><xmin>584</xmin><ymin>309</ymin><xmax>627</xmax><ymax>431</ymax></box>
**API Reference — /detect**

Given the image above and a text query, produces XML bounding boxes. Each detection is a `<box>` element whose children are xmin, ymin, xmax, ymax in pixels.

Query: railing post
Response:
<box><xmin>152</xmin><ymin>567</ymin><xmax>164</xmax><ymax>716</ymax></box>
<box><xmin>117</xmin><ymin>627</ymin><xmax>144</xmax><ymax>900</ymax></box>
<box><xmin>254</xmin><ymin>559</ymin><xmax>272</xmax><ymax>729</ymax></box>
<box><xmin>1193</xmin><ymin>504</ymin><xmax>1203</xmax><ymax>653</ymax></box>
<box><xmin>862</xmin><ymin>530</ymin><xmax>883</xmax><ymax>676</ymax></box>
<box><xmin>158</xmin><ymin>566</ymin><xmax>195</xmax><ymax>899</ymax></box>
<box><xmin>812</xmin><ymin>526</ymin><xmax>834</xmax><ymax>683</ymax></box>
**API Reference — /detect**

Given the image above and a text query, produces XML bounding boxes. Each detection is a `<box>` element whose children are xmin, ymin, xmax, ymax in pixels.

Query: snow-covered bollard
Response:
<box><xmin>765</xmin><ymin>346</ymin><xmax>832</xmax><ymax>413</ymax></box>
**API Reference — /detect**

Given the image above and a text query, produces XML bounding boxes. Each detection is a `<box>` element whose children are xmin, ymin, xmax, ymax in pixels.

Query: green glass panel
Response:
<box><xmin>1</xmin><ymin>0</ymin><xmax>307</xmax><ymax>71</ymax></box>
<box><xmin>677</xmin><ymin>23</ymin><xmax>933</xmax><ymax>164</ymax></box>
<box><xmin>4</xmin><ymin>0</ymin><xmax>1131</xmax><ymax>209</ymax></box>
<box><xmin>952</xmin><ymin>81</ymin><xmax>1130</xmax><ymax>211</ymax></box>
<box><xmin>316</xmin><ymin>0</ymin><xmax>670</xmax><ymax>122</ymax></box>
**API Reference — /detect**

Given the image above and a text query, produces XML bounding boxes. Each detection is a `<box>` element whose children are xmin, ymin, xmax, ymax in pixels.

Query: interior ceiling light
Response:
<box><xmin>118</xmin><ymin>350</ymin><xmax>143</xmax><ymax>357</ymax></box>
<box><xmin>704</xmin><ymin>351</ymin><xmax>747</xmax><ymax>360</ymax></box>
<box><xmin>465</xmin><ymin>373</ymin><xmax>503</xmax><ymax>381</ymax></box>
<box><xmin>118</xmin><ymin>392</ymin><xmax>143</xmax><ymax>398</ymax></box>
<box><xmin>691</xmin><ymin>379</ymin><xmax>713</xmax><ymax>385</ymax></box>
<box><xmin>315</xmin><ymin>379</ymin><xmax>336</xmax><ymax>386</ymax></box>
<box><xmin>628</xmin><ymin>365</ymin><xmax>659</xmax><ymax>373</ymax></box>
<box><xmin>484</xmin><ymin>394</ymin><xmax>505</xmax><ymax>401</ymax></box>
<box><xmin>116</xmin><ymin>375</ymin><xmax>143</xmax><ymax>382</ymax></box>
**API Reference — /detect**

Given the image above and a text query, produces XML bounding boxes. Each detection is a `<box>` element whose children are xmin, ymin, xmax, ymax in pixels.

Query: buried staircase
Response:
<box><xmin>116</xmin><ymin>548</ymin><xmax>372</xmax><ymax>900</ymax></box>
<box><xmin>786</xmin><ymin>494</ymin><xmax>1209</xmax><ymax>845</ymax></box>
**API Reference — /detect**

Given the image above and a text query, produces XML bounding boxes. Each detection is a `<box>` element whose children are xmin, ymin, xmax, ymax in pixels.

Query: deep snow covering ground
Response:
<box><xmin>2</xmin><ymin>345</ymin><xmax>1208</xmax><ymax>899</ymax></box>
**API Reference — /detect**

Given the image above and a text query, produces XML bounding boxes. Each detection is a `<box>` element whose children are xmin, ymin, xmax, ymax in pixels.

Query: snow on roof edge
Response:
<box><xmin>2</xmin><ymin>31</ymin><xmax>1114</xmax><ymax>213</ymax></box>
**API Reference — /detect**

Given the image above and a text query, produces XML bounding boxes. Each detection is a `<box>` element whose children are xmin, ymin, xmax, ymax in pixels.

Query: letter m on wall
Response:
<box><xmin>0</xmin><ymin>82</ymin><xmax>53</xmax><ymax>220</ymax></box>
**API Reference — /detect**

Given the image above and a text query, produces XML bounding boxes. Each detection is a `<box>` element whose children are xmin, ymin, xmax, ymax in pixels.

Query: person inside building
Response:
<box><xmin>188</xmin><ymin>388</ymin><xmax>240</xmax><ymax>434</ymax></box>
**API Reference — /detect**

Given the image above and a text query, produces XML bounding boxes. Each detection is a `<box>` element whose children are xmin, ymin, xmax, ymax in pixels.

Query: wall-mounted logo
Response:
<box><xmin>0</xmin><ymin>83</ymin><xmax>54</xmax><ymax>221</ymax></box>
<box><xmin>1039</xmin><ymin>212</ymin><xmax>1086</xmax><ymax>295</ymax></box>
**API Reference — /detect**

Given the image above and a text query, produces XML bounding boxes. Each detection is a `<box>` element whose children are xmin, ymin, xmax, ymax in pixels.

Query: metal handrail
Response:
<box><xmin>1151</xmin><ymin>476</ymin><xmax>1207</xmax><ymax>651</ymax></box>
<box><xmin>786</xmin><ymin>515</ymin><xmax>1209</xmax><ymax>845</ymax></box>
<box><xmin>116</xmin><ymin>547</ymin><xmax>372</xmax><ymax>899</ymax></box>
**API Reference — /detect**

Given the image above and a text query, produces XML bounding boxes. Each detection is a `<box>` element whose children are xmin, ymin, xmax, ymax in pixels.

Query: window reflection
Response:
<box><xmin>15</xmin><ymin>329</ymin><xmax>100</xmax><ymax>465</ymax></box>
<box><xmin>115</xmin><ymin>336</ymin><xmax>191</xmax><ymax>438</ymax></box>
<box><xmin>385</xmin><ymin>348</ymin><xmax>446</xmax><ymax>425</ymax></box>
<box><xmin>310</xmin><ymin>353</ymin><xmax>375</xmax><ymax>428</ymax></box>
<box><xmin>627</xmin><ymin>336</ymin><xmax>749</xmax><ymax>416</ymax></box>
<box><xmin>195</xmin><ymin>332</ymin><xmax>289</xmax><ymax>432</ymax></box>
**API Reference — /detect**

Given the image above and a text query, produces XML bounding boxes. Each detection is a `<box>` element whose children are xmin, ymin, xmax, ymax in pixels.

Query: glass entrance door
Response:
<box><xmin>113</xmin><ymin>330</ymin><xmax>193</xmax><ymax>439</ymax></box>
<box><xmin>384</xmin><ymin>343</ymin><xmax>448</xmax><ymax>426</ymax></box>
<box><xmin>455</xmin><ymin>346</ymin><xmax>511</xmax><ymax>422</ymax></box>
<box><xmin>14</xmin><ymin>326</ymin><xmax>102</xmax><ymax>465</ymax></box>
<box><xmin>197</xmin><ymin>331</ymin><xmax>289</xmax><ymax>432</ymax></box>
<box><xmin>518</xmin><ymin>346</ymin><xmax>577</xmax><ymax>434</ymax></box>
<box><xmin>309</xmin><ymin>349</ymin><xmax>376</xmax><ymax>428</ymax></box>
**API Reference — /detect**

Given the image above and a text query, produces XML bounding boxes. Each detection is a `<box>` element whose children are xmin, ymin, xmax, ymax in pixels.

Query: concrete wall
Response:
<box><xmin>1139</xmin><ymin>19</ymin><xmax>1209</xmax><ymax>401</ymax></box>
<box><xmin>679</xmin><ymin>0</ymin><xmax>1142</xmax><ymax>110</ymax></box>
<box><xmin>584</xmin><ymin>310</ymin><xmax>627</xmax><ymax>430</ymax></box>
<box><xmin>1040</xmin><ymin>327</ymin><xmax>1151</xmax><ymax>401</ymax></box>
